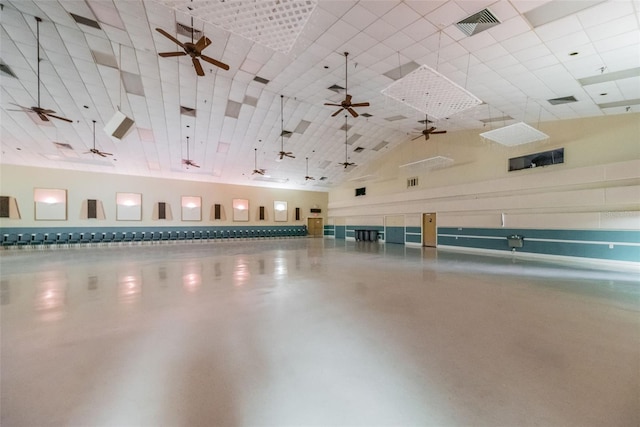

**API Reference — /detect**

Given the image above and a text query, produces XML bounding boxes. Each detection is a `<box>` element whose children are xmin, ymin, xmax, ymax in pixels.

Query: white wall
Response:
<box><xmin>0</xmin><ymin>165</ymin><xmax>328</xmax><ymax>228</ymax></box>
<box><xmin>328</xmin><ymin>113</ymin><xmax>640</xmax><ymax>231</ymax></box>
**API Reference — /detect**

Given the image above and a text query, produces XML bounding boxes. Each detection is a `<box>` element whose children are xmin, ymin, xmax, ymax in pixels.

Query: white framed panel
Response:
<box><xmin>274</xmin><ymin>200</ymin><xmax>288</xmax><ymax>222</ymax></box>
<box><xmin>116</xmin><ymin>192</ymin><xmax>142</xmax><ymax>221</ymax></box>
<box><xmin>34</xmin><ymin>188</ymin><xmax>67</xmax><ymax>220</ymax></box>
<box><xmin>233</xmin><ymin>198</ymin><xmax>249</xmax><ymax>221</ymax></box>
<box><xmin>181</xmin><ymin>196</ymin><xmax>202</xmax><ymax>221</ymax></box>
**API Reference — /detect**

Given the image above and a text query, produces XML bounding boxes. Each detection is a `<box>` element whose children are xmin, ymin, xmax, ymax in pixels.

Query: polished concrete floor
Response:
<box><xmin>1</xmin><ymin>238</ymin><xmax>638</xmax><ymax>426</ymax></box>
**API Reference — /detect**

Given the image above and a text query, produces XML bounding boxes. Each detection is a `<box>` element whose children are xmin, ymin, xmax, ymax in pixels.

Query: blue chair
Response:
<box><xmin>30</xmin><ymin>233</ymin><xmax>46</xmax><ymax>248</ymax></box>
<box><xmin>101</xmin><ymin>232</ymin><xmax>113</xmax><ymax>245</ymax></box>
<box><xmin>160</xmin><ymin>231</ymin><xmax>170</xmax><ymax>242</ymax></box>
<box><xmin>142</xmin><ymin>232</ymin><xmax>153</xmax><ymax>243</ymax></box>
<box><xmin>112</xmin><ymin>232</ymin><xmax>124</xmax><ymax>244</ymax></box>
<box><xmin>68</xmin><ymin>232</ymin><xmax>82</xmax><ymax>245</ymax></box>
<box><xmin>91</xmin><ymin>233</ymin><xmax>103</xmax><ymax>246</ymax></box>
<box><xmin>57</xmin><ymin>233</ymin><xmax>70</xmax><ymax>247</ymax></box>
<box><xmin>3</xmin><ymin>233</ymin><xmax>18</xmax><ymax>247</ymax></box>
<box><xmin>152</xmin><ymin>232</ymin><xmax>162</xmax><ymax>243</ymax></box>
<box><xmin>193</xmin><ymin>230</ymin><xmax>201</xmax><ymax>241</ymax></box>
<box><xmin>79</xmin><ymin>233</ymin><xmax>92</xmax><ymax>245</ymax></box>
<box><xmin>184</xmin><ymin>231</ymin><xmax>194</xmax><ymax>241</ymax></box>
<box><xmin>123</xmin><ymin>232</ymin><xmax>135</xmax><ymax>243</ymax></box>
<box><xmin>43</xmin><ymin>232</ymin><xmax>57</xmax><ymax>247</ymax></box>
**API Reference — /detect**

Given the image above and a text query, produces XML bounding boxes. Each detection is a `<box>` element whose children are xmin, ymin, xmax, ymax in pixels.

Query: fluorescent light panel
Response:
<box><xmin>382</xmin><ymin>64</ymin><xmax>482</xmax><ymax>119</ymax></box>
<box><xmin>480</xmin><ymin>122</ymin><xmax>549</xmax><ymax>146</ymax></box>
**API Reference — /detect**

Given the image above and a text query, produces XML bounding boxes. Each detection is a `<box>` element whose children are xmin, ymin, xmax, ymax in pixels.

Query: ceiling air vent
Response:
<box><xmin>319</xmin><ymin>176</ymin><xmax>328</xmax><ymax>181</ymax></box>
<box><xmin>372</xmin><ymin>141</ymin><xmax>389</xmax><ymax>151</ymax></box>
<box><xmin>361</xmin><ymin>113</ymin><xmax>372</xmax><ymax>117</ymax></box>
<box><xmin>548</xmin><ymin>96</ymin><xmax>577</xmax><ymax>105</ymax></box>
<box><xmin>328</xmin><ymin>84</ymin><xmax>345</xmax><ymax>93</ymax></box>
<box><xmin>70</xmin><ymin>13</ymin><xmax>101</xmax><ymax>29</ymax></box>
<box><xmin>180</xmin><ymin>106</ymin><xmax>197</xmax><ymax>117</ymax></box>
<box><xmin>177</xmin><ymin>22</ymin><xmax>202</xmax><ymax>39</ymax></box>
<box><xmin>280</xmin><ymin>130</ymin><xmax>293</xmax><ymax>138</ymax></box>
<box><xmin>353</xmin><ymin>147</ymin><xmax>364</xmax><ymax>153</ymax></box>
<box><xmin>456</xmin><ymin>8</ymin><xmax>500</xmax><ymax>37</ymax></box>
<box><xmin>253</xmin><ymin>76</ymin><xmax>269</xmax><ymax>85</ymax></box>
<box><xmin>53</xmin><ymin>142</ymin><xmax>73</xmax><ymax>150</ymax></box>
<box><xmin>0</xmin><ymin>61</ymin><xmax>17</xmax><ymax>79</ymax></box>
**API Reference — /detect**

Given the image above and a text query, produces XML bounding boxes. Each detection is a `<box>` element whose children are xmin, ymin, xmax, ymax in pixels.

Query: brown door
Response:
<box><xmin>423</xmin><ymin>213</ymin><xmax>437</xmax><ymax>247</ymax></box>
<box><xmin>307</xmin><ymin>218</ymin><xmax>323</xmax><ymax>237</ymax></box>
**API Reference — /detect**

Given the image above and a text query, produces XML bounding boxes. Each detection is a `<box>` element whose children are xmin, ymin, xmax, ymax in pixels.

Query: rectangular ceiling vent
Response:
<box><xmin>456</xmin><ymin>8</ymin><xmax>500</xmax><ymax>37</ymax></box>
<box><xmin>372</xmin><ymin>141</ymin><xmax>389</xmax><ymax>151</ymax></box>
<box><xmin>253</xmin><ymin>76</ymin><xmax>270</xmax><ymax>84</ymax></box>
<box><xmin>280</xmin><ymin>130</ymin><xmax>293</xmax><ymax>138</ymax></box>
<box><xmin>548</xmin><ymin>96</ymin><xmax>577</xmax><ymax>105</ymax></box>
<box><xmin>53</xmin><ymin>142</ymin><xmax>73</xmax><ymax>150</ymax></box>
<box><xmin>385</xmin><ymin>115</ymin><xmax>406</xmax><ymax>122</ymax></box>
<box><xmin>70</xmin><ymin>13</ymin><xmax>101</xmax><ymax>29</ymax></box>
<box><xmin>0</xmin><ymin>61</ymin><xmax>17</xmax><ymax>78</ymax></box>
<box><xmin>177</xmin><ymin>23</ymin><xmax>202</xmax><ymax>39</ymax></box>
<box><xmin>353</xmin><ymin>146</ymin><xmax>364</xmax><ymax>153</ymax></box>
<box><xmin>328</xmin><ymin>84</ymin><xmax>345</xmax><ymax>93</ymax></box>
<box><xmin>180</xmin><ymin>106</ymin><xmax>197</xmax><ymax>117</ymax></box>
<box><xmin>360</xmin><ymin>113</ymin><xmax>372</xmax><ymax>117</ymax></box>
<box><xmin>319</xmin><ymin>176</ymin><xmax>328</xmax><ymax>181</ymax></box>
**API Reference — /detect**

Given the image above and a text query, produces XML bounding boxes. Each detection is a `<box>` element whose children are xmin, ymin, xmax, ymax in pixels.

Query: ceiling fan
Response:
<box><xmin>8</xmin><ymin>17</ymin><xmax>73</xmax><ymax>123</ymax></box>
<box><xmin>413</xmin><ymin>114</ymin><xmax>447</xmax><ymax>141</ymax></box>
<box><xmin>156</xmin><ymin>17</ymin><xmax>229</xmax><ymax>77</ymax></box>
<box><xmin>305</xmin><ymin>157</ymin><xmax>315</xmax><ymax>180</ymax></box>
<box><xmin>84</xmin><ymin>120</ymin><xmax>112</xmax><ymax>157</ymax></box>
<box><xmin>324</xmin><ymin>52</ymin><xmax>370</xmax><ymax>118</ymax></box>
<box><xmin>338</xmin><ymin>115</ymin><xmax>356</xmax><ymax>169</ymax></box>
<box><xmin>252</xmin><ymin>147</ymin><xmax>266</xmax><ymax>175</ymax></box>
<box><xmin>182</xmin><ymin>136</ymin><xmax>200</xmax><ymax>168</ymax></box>
<box><xmin>278</xmin><ymin>95</ymin><xmax>295</xmax><ymax>160</ymax></box>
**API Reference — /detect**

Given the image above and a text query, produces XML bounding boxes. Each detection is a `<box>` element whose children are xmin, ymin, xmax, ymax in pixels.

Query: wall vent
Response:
<box><xmin>70</xmin><ymin>13</ymin><xmax>101</xmax><ymax>29</ymax></box>
<box><xmin>407</xmin><ymin>177</ymin><xmax>419</xmax><ymax>188</ymax></box>
<box><xmin>177</xmin><ymin>22</ymin><xmax>202</xmax><ymax>39</ymax></box>
<box><xmin>456</xmin><ymin>8</ymin><xmax>500</xmax><ymax>37</ymax></box>
<box><xmin>548</xmin><ymin>96</ymin><xmax>577</xmax><ymax>105</ymax></box>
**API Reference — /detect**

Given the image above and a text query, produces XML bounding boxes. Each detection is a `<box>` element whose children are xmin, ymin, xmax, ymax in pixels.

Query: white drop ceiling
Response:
<box><xmin>1</xmin><ymin>0</ymin><xmax>639</xmax><ymax>191</ymax></box>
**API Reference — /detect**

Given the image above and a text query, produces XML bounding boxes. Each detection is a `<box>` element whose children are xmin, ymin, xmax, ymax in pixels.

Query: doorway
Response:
<box><xmin>307</xmin><ymin>217</ymin><xmax>324</xmax><ymax>237</ymax></box>
<box><xmin>423</xmin><ymin>213</ymin><xmax>437</xmax><ymax>247</ymax></box>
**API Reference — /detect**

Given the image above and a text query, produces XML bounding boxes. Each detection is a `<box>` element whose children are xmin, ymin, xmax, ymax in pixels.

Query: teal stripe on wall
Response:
<box><xmin>405</xmin><ymin>234</ymin><xmax>421</xmax><ymax>243</ymax></box>
<box><xmin>438</xmin><ymin>227</ymin><xmax>640</xmax><ymax>262</ymax></box>
<box><xmin>406</xmin><ymin>226</ymin><xmax>421</xmax><ymax>234</ymax></box>
<box><xmin>386</xmin><ymin>226</ymin><xmax>404</xmax><ymax>244</ymax></box>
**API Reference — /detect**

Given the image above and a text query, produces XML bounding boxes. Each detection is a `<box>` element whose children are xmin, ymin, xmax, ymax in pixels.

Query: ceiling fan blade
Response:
<box><xmin>45</xmin><ymin>113</ymin><xmax>73</xmax><ymax>123</ymax></box>
<box><xmin>193</xmin><ymin>164</ymin><xmax>201</xmax><ymax>168</ymax></box>
<box><xmin>195</xmin><ymin>36</ymin><xmax>211</xmax><ymax>51</ymax></box>
<box><xmin>37</xmin><ymin>113</ymin><xmax>50</xmax><ymax>122</ymax></box>
<box><xmin>347</xmin><ymin>107</ymin><xmax>358</xmax><ymax>118</ymax></box>
<box><xmin>427</xmin><ymin>127</ymin><xmax>436</xmax><ymax>133</ymax></box>
<box><xmin>412</xmin><ymin>134</ymin><xmax>423</xmax><ymax>141</ymax></box>
<box><xmin>192</xmin><ymin>58</ymin><xmax>205</xmax><ymax>76</ymax></box>
<box><xmin>159</xmin><ymin>51</ymin><xmax>187</xmax><ymax>57</ymax></box>
<box><xmin>331</xmin><ymin>108</ymin><xmax>344</xmax><ymax>117</ymax></box>
<box><xmin>432</xmin><ymin>130</ymin><xmax>447</xmax><ymax>134</ymax></box>
<box><xmin>345</xmin><ymin>94</ymin><xmax>352</xmax><ymax>104</ymax></box>
<box><xmin>350</xmin><ymin>102</ymin><xmax>370</xmax><ymax>107</ymax></box>
<box><xmin>200</xmin><ymin>55</ymin><xmax>230</xmax><ymax>71</ymax></box>
<box><xmin>155</xmin><ymin>28</ymin><xmax>185</xmax><ymax>48</ymax></box>
<box><xmin>324</xmin><ymin>103</ymin><xmax>341</xmax><ymax>106</ymax></box>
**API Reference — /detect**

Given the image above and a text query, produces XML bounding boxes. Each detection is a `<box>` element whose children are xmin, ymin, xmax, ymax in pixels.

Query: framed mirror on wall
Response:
<box><xmin>232</xmin><ymin>199</ymin><xmax>249</xmax><ymax>221</ymax></box>
<box><xmin>34</xmin><ymin>188</ymin><xmax>67</xmax><ymax>220</ymax></box>
<box><xmin>274</xmin><ymin>201</ymin><xmax>287</xmax><ymax>222</ymax></box>
<box><xmin>116</xmin><ymin>192</ymin><xmax>142</xmax><ymax>221</ymax></box>
<box><xmin>181</xmin><ymin>196</ymin><xmax>201</xmax><ymax>221</ymax></box>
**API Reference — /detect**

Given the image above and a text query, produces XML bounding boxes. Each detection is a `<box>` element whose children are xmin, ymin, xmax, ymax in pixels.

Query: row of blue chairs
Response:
<box><xmin>2</xmin><ymin>228</ymin><xmax>307</xmax><ymax>248</ymax></box>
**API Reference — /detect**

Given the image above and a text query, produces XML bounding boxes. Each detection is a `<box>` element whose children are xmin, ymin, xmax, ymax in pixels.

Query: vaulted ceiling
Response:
<box><xmin>1</xmin><ymin>0</ymin><xmax>638</xmax><ymax>190</ymax></box>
